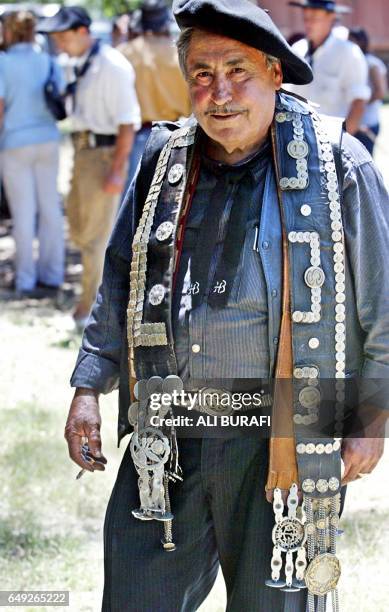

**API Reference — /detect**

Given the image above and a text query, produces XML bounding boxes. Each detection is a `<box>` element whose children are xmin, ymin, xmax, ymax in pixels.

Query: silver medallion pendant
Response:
<box><xmin>304</xmin><ymin>553</ymin><xmax>341</xmax><ymax>596</ymax></box>
<box><xmin>149</xmin><ymin>284</ymin><xmax>166</xmax><ymax>306</ymax></box>
<box><xmin>168</xmin><ymin>163</ymin><xmax>184</xmax><ymax>185</ymax></box>
<box><xmin>272</xmin><ymin>517</ymin><xmax>306</xmax><ymax>552</ymax></box>
<box><xmin>156</xmin><ymin>221</ymin><xmax>174</xmax><ymax>242</ymax></box>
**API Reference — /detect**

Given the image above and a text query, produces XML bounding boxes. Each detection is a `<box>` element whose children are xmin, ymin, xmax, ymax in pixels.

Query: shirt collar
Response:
<box><xmin>201</xmin><ymin>138</ymin><xmax>271</xmax><ymax>180</ymax></box>
<box><xmin>309</xmin><ymin>31</ymin><xmax>335</xmax><ymax>56</ymax></box>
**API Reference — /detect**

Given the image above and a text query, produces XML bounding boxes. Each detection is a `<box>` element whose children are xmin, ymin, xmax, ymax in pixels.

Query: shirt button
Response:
<box><xmin>192</xmin><ymin>344</ymin><xmax>201</xmax><ymax>354</ymax></box>
<box><xmin>262</xmin><ymin>241</ymin><xmax>270</xmax><ymax>250</ymax></box>
<box><xmin>272</xmin><ymin>289</ymin><xmax>278</xmax><ymax>298</ymax></box>
<box><xmin>273</xmin><ymin>337</ymin><xmax>279</xmax><ymax>345</ymax></box>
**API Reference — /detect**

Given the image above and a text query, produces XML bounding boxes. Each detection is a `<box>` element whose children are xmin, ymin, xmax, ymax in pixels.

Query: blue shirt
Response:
<box><xmin>173</xmin><ymin>144</ymin><xmax>271</xmax><ymax>384</ymax></box>
<box><xmin>0</xmin><ymin>43</ymin><xmax>64</xmax><ymax>150</ymax></box>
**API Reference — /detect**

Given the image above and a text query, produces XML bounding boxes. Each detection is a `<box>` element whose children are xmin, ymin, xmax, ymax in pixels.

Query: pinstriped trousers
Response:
<box><xmin>102</xmin><ymin>436</ymin><xmax>307</xmax><ymax>612</ymax></box>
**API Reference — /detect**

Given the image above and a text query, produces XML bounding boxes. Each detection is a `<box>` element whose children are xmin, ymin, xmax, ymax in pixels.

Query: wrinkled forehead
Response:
<box><xmin>186</xmin><ymin>29</ymin><xmax>266</xmax><ymax>69</ymax></box>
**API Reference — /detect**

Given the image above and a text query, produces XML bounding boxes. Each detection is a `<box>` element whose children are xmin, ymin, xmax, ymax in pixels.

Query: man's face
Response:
<box><xmin>302</xmin><ymin>8</ymin><xmax>336</xmax><ymax>42</ymax></box>
<box><xmin>51</xmin><ymin>28</ymin><xmax>89</xmax><ymax>57</ymax></box>
<box><xmin>185</xmin><ymin>31</ymin><xmax>283</xmax><ymax>159</ymax></box>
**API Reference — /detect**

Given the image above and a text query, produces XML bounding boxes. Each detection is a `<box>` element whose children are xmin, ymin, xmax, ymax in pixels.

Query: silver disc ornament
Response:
<box><xmin>128</xmin><ymin>401</ymin><xmax>139</xmax><ymax>426</ymax></box>
<box><xmin>130</xmin><ymin>427</ymin><xmax>170</xmax><ymax>470</ymax></box>
<box><xmin>304</xmin><ymin>266</ymin><xmax>325</xmax><ymax>289</ymax></box>
<box><xmin>272</xmin><ymin>517</ymin><xmax>306</xmax><ymax>552</ymax></box>
<box><xmin>287</xmin><ymin>140</ymin><xmax>309</xmax><ymax>159</ymax></box>
<box><xmin>168</xmin><ymin>163</ymin><xmax>184</xmax><ymax>185</ymax></box>
<box><xmin>304</xmin><ymin>553</ymin><xmax>341</xmax><ymax>596</ymax></box>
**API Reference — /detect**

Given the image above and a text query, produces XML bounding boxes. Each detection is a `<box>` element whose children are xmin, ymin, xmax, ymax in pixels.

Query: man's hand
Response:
<box><xmin>102</xmin><ymin>123</ymin><xmax>134</xmax><ymax>194</ymax></box>
<box><xmin>341</xmin><ymin>407</ymin><xmax>387</xmax><ymax>485</ymax></box>
<box><xmin>103</xmin><ymin>170</ymin><xmax>125</xmax><ymax>195</ymax></box>
<box><xmin>345</xmin><ymin>98</ymin><xmax>366</xmax><ymax>135</ymax></box>
<box><xmin>64</xmin><ymin>388</ymin><xmax>107</xmax><ymax>472</ymax></box>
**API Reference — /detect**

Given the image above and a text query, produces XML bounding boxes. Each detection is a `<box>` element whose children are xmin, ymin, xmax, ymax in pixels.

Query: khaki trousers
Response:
<box><xmin>67</xmin><ymin>147</ymin><xmax>120</xmax><ymax>312</ymax></box>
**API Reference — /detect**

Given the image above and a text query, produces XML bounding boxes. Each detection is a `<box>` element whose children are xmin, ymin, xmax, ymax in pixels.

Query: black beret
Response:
<box><xmin>173</xmin><ymin>0</ymin><xmax>313</xmax><ymax>85</ymax></box>
<box><xmin>37</xmin><ymin>6</ymin><xmax>91</xmax><ymax>34</ymax></box>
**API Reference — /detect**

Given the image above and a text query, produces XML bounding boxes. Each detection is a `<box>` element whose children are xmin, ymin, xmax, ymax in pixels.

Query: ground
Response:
<box><xmin>1</xmin><ymin>109</ymin><xmax>389</xmax><ymax>612</ymax></box>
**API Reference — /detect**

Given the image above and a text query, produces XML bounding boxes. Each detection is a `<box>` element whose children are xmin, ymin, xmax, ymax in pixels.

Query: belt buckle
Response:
<box><xmin>73</xmin><ymin>131</ymin><xmax>90</xmax><ymax>151</ymax></box>
<box><xmin>198</xmin><ymin>387</ymin><xmax>233</xmax><ymax>417</ymax></box>
<box><xmin>88</xmin><ymin>132</ymin><xmax>96</xmax><ymax>148</ymax></box>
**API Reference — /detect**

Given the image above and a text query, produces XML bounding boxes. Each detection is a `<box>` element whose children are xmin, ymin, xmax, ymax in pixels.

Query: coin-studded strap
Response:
<box><xmin>128</xmin><ymin>123</ymin><xmax>197</xmax><ymax>382</ymax></box>
<box><xmin>271</xmin><ymin>92</ymin><xmax>344</xmax><ymax>498</ymax></box>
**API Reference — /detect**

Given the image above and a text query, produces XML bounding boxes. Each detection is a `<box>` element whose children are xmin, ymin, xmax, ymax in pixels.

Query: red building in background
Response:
<box><xmin>260</xmin><ymin>0</ymin><xmax>389</xmax><ymax>56</ymax></box>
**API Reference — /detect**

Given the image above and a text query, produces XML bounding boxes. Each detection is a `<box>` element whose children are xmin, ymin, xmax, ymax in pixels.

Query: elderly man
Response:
<box><xmin>66</xmin><ymin>1</ymin><xmax>388</xmax><ymax>610</ymax></box>
<box><xmin>287</xmin><ymin>0</ymin><xmax>370</xmax><ymax>135</ymax></box>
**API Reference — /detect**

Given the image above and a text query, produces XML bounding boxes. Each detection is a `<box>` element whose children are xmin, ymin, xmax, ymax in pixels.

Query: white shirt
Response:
<box><xmin>286</xmin><ymin>33</ymin><xmax>370</xmax><ymax>119</ymax></box>
<box><xmin>363</xmin><ymin>54</ymin><xmax>387</xmax><ymax>127</ymax></box>
<box><xmin>71</xmin><ymin>43</ymin><xmax>141</xmax><ymax>134</ymax></box>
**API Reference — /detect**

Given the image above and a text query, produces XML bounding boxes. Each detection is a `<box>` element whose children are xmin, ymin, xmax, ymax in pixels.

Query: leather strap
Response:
<box><xmin>266</xmin><ymin>122</ymin><xmax>298</xmax><ymax>492</ymax></box>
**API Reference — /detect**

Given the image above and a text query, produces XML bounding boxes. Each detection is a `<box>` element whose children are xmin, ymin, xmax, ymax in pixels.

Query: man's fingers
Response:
<box><xmin>87</xmin><ymin>427</ymin><xmax>107</xmax><ymax>463</ymax></box>
<box><xmin>341</xmin><ymin>457</ymin><xmax>372</xmax><ymax>484</ymax></box>
<box><xmin>67</xmin><ymin>434</ymin><xmax>94</xmax><ymax>471</ymax></box>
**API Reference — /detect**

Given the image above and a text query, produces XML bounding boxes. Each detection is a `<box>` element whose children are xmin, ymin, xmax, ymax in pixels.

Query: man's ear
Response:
<box><xmin>273</xmin><ymin>62</ymin><xmax>283</xmax><ymax>91</ymax></box>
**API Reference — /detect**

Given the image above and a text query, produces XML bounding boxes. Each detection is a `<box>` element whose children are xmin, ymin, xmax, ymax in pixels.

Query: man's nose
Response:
<box><xmin>210</xmin><ymin>74</ymin><xmax>233</xmax><ymax>106</ymax></box>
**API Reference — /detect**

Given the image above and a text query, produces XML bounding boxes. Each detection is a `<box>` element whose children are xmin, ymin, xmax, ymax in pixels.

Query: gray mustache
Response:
<box><xmin>205</xmin><ymin>106</ymin><xmax>246</xmax><ymax>116</ymax></box>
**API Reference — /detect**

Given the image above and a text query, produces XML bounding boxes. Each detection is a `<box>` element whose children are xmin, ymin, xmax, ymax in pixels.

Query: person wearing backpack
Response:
<box><xmin>0</xmin><ymin>10</ymin><xmax>65</xmax><ymax>296</ymax></box>
<box><xmin>39</xmin><ymin>6</ymin><xmax>141</xmax><ymax>328</ymax></box>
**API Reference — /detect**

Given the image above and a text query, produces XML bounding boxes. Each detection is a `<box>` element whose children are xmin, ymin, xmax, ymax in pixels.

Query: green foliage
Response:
<box><xmin>100</xmin><ymin>0</ymin><xmax>142</xmax><ymax>18</ymax></box>
<box><xmin>1</xmin><ymin>0</ymin><xmax>173</xmax><ymax>19</ymax></box>
<box><xmin>99</xmin><ymin>0</ymin><xmax>173</xmax><ymax>18</ymax></box>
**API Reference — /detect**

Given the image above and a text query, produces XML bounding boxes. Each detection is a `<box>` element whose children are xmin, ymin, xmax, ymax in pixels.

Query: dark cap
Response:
<box><xmin>141</xmin><ymin>0</ymin><xmax>171</xmax><ymax>32</ymax></box>
<box><xmin>37</xmin><ymin>6</ymin><xmax>91</xmax><ymax>33</ymax></box>
<box><xmin>173</xmin><ymin>0</ymin><xmax>313</xmax><ymax>85</ymax></box>
<box><xmin>288</xmin><ymin>0</ymin><xmax>352</xmax><ymax>14</ymax></box>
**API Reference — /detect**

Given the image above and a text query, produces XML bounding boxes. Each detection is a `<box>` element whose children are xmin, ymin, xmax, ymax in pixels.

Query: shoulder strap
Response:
<box><xmin>47</xmin><ymin>56</ymin><xmax>55</xmax><ymax>81</ymax></box>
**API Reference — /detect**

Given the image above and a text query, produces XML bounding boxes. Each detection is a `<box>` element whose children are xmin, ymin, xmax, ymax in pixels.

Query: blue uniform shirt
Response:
<box><xmin>0</xmin><ymin>43</ymin><xmax>63</xmax><ymax>150</ymax></box>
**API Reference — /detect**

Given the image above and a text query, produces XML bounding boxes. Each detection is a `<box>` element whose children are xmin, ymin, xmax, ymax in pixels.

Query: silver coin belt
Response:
<box><xmin>126</xmin><ymin>125</ymin><xmax>196</xmax><ymax>379</ymax></box>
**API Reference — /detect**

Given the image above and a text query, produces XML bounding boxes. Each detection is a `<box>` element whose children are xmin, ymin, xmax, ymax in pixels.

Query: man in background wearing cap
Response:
<box><xmin>119</xmin><ymin>0</ymin><xmax>191</xmax><ymax>188</ymax></box>
<box><xmin>39</xmin><ymin>6</ymin><xmax>141</xmax><ymax>328</ymax></box>
<box><xmin>287</xmin><ymin>0</ymin><xmax>370</xmax><ymax>135</ymax></box>
<box><xmin>66</xmin><ymin>0</ymin><xmax>388</xmax><ymax>610</ymax></box>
